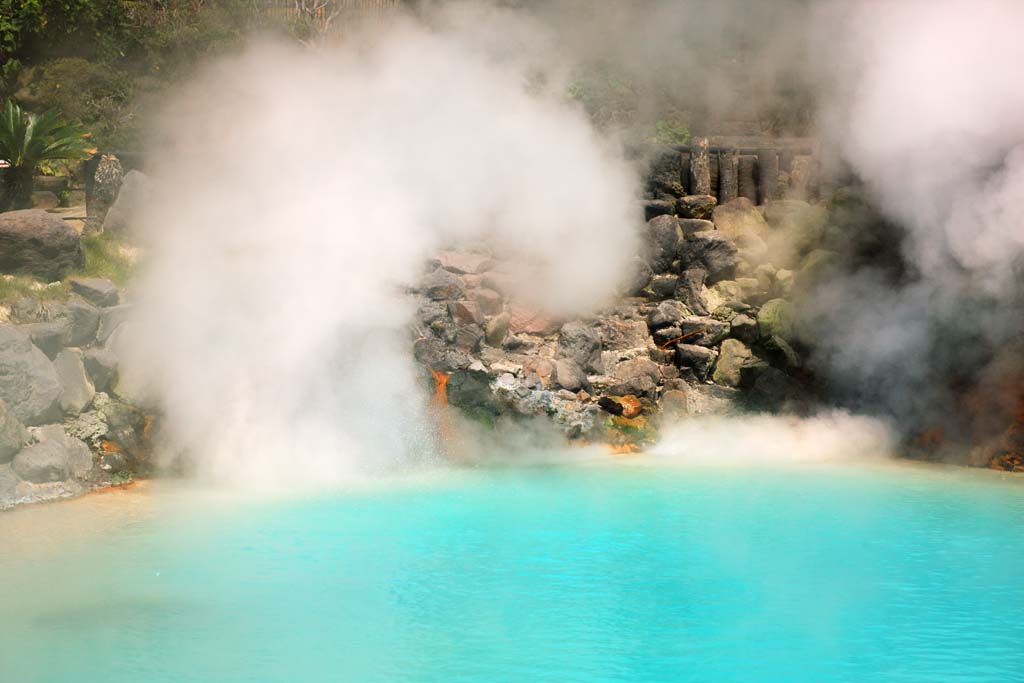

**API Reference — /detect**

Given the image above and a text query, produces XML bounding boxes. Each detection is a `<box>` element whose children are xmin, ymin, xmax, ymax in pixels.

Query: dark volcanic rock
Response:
<box><xmin>678</xmin><ymin>232</ymin><xmax>738</xmax><ymax>284</ymax></box>
<box><xmin>421</xmin><ymin>268</ymin><xmax>464</xmax><ymax>300</ymax></box>
<box><xmin>675</xmin><ymin>343</ymin><xmax>717</xmax><ymax>381</ymax></box>
<box><xmin>678</xmin><ymin>218</ymin><xmax>715</xmax><ymax>238</ymax></box>
<box><xmin>0</xmin><ymin>325</ymin><xmax>61</xmax><ymax>425</ymax></box>
<box><xmin>65</xmin><ymin>297</ymin><xmax>100</xmax><ymax>347</ymax></box>
<box><xmin>642</xmin><ymin>199</ymin><xmax>675</xmax><ymax>221</ymax></box>
<box><xmin>82</xmin><ymin>348</ymin><xmax>119</xmax><ymax>392</ymax></box>
<box><xmin>676</xmin><ymin>195</ymin><xmax>717</xmax><ymax>220</ymax></box>
<box><xmin>729</xmin><ymin>313</ymin><xmax>760</xmax><ymax>344</ymax></box>
<box><xmin>68</xmin><ymin>277</ymin><xmax>119</xmax><ymax>307</ymax></box>
<box><xmin>648</xmin><ymin>275</ymin><xmax>678</xmax><ymax>300</ymax></box>
<box><xmin>623</xmin><ymin>257</ymin><xmax>653</xmax><ymax>296</ymax></box>
<box><xmin>11</xmin><ymin>426</ymin><xmax>92</xmax><ymax>483</ymax></box>
<box><xmin>644</xmin><ymin>215</ymin><xmax>681</xmax><ymax>273</ymax></box>
<box><xmin>647</xmin><ymin>301</ymin><xmax>686</xmax><ymax>330</ymax></box>
<box><xmin>558</xmin><ymin>321</ymin><xmax>603</xmax><ymax>374</ymax></box>
<box><xmin>0</xmin><ymin>210</ymin><xmax>84</xmax><ymax>280</ymax></box>
<box><xmin>0</xmin><ymin>399</ymin><xmax>29</xmax><ymax>464</ymax></box>
<box><xmin>20</xmin><ymin>321</ymin><xmax>69</xmax><ymax>359</ymax></box>
<box><xmin>675</xmin><ymin>268</ymin><xmax>709</xmax><ymax>316</ymax></box>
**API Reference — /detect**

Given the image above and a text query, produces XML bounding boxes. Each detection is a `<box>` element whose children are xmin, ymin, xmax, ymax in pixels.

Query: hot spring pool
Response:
<box><xmin>1</xmin><ymin>461</ymin><xmax>1023</xmax><ymax>683</ymax></box>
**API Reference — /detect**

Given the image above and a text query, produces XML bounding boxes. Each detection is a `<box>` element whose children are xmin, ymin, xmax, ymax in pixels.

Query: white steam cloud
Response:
<box><xmin>806</xmin><ymin>0</ymin><xmax>1024</xmax><ymax>436</ymax></box>
<box><xmin>123</xmin><ymin>9</ymin><xmax>640</xmax><ymax>485</ymax></box>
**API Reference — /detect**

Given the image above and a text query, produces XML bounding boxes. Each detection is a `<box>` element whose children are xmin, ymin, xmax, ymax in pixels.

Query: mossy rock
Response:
<box><xmin>757</xmin><ymin>298</ymin><xmax>795</xmax><ymax>341</ymax></box>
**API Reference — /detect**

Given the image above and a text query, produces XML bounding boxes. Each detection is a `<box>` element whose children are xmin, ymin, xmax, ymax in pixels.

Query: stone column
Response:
<box><xmin>718</xmin><ymin>147</ymin><xmax>738</xmax><ymax>204</ymax></box>
<box><xmin>678</xmin><ymin>152</ymin><xmax>692</xmax><ymax>195</ymax></box>
<box><xmin>757</xmin><ymin>148</ymin><xmax>779</xmax><ymax>205</ymax></box>
<box><xmin>689</xmin><ymin>138</ymin><xmax>711</xmax><ymax>196</ymax></box>
<box><xmin>737</xmin><ymin>155</ymin><xmax>758</xmax><ymax>203</ymax></box>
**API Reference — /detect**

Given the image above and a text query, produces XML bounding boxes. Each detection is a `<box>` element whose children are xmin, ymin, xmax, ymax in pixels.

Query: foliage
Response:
<box><xmin>0</xmin><ymin>275</ymin><xmax>67</xmax><ymax>304</ymax></box>
<box><xmin>76</xmin><ymin>231</ymin><xmax>136</xmax><ymax>286</ymax></box>
<box><xmin>647</xmin><ymin>117</ymin><xmax>691</xmax><ymax>146</ymax></box>
<box><xmin>566</xmin><ymin>63</ymin><xmax>639</xmax><ymax>129</ymax></box>
<box><xmin>0</xmin><ymin>99</ymin><xmax>92</xmax><ymax>168</ymax></box>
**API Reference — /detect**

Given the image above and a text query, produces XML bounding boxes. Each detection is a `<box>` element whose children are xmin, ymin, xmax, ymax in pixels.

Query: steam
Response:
<box><xmin>649</xmin><ymin>411</ymin><xmax>894</xmax><ymax>465</ymax></box>
<box><xmin>125</xmin><ymin>9</ymin><xmax>639</xmax><ymax>485</ymax></box>
<box><xmin>806</xmin><ymin>0</ymin><xmax>1024</xmax><ymax>441</ymax></box>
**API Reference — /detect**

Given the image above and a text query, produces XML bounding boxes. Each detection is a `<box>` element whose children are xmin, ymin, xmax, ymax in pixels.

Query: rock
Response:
<box><xmin>481</xmin><ymin>271</ymin><xmax>516</xmax><ymax>296</ymax></box>
<box><xmin>417</xmin><ymin>301</ymin><xmax>449</xmax><ymax>327</ymax></box>
<box><xmin>644</xmin><ymin>215</ymin><xmax>681</xmax><ymax>273</ymax></box>
<box><xmin>508</xmin><ymin>306</ymin><xmax>561</xmax><ymax>336</ymax></box>
<box><xmin>675</xmin><ymin>343</ymin><xmax>717</xmax><ymax>381</ymax></box>
<box><xmin>706</xmin><ymin>280</ymin><xmax>746</xmax><ymax>311</ymax></box>
<box><xmin>414</xmin><ymin>337</ymin><xmax>468</xmax><ymax>372</ymax></box>
<box><xmin>678</xmin><ymin>232</ymin><xmax>738</xmax><ymax>284</ymax></box>
<box><xmin>421</xmin><ymin>268</ymin><xmax>464</xmax><ymax>300</ymax></box>
<box><xmin>453</xmin><ymin>324</ymin><xmax>483</xmax><ymax>352</ymax></box>
<box><xmin>448</xmin><ymin>301</ymin><xmax>483</xmax><ymax>325</ymax></box>
<box><xmin>747</xmin><ymin>367</ymin><xmax>805</xmax><ymax>410</ymax></box>
<box><xmin>434</xmin><ymin>251</ymin><xmax>494</xmax><ymax>275</ymax></box>
<box><xmin>20</xmin><ymin>320</ymin><xmax>69</xmax><ymax>358</ymax></box>
<box><xmin>85</xmin><ymin>154</ymin><xmax>124</xmax><ymax>232</ymax></box>
<box><xmin>774</xmin><ymin>269</ymin><xmax>795</xmax><ymax>297</ymax></box>
<box><xmin>96</xmin><ymin>304</ymin><xmax>132</xmax><ymax>344</ymax></box>
<box><xmin>712</xmin><ymin>197</ymin><xmax>770</xmax><ymax>239</ymax></box>
<box><xmin>648</xmin><ymin>275</ymin><xmax>678</xmax><ymax>300</ymax></box>
<box><xmin>11</xmin><ymin>426</ymin><xmax>92</xmax><ymax>483</ymax></box>
<box><xmin>622</xmin><ymin>257</ymin><xmax>653</xmax><ymax>296</ymax></box>
<box><xmin>675</xmin><ymin>267</ymin><xmax>709</xmax><ymax>315</ymax></box>
<box><xmin>600</xmin><ymin>395</ymin><xmax>642</xmax><ymax>419</ymax></box>
<box><xmin>678</xmin><ymin>218</ymin><xmax>715</xmax><ymax>238</ymax></box>
<box><xmin>558</xmin><ymin>321</ymin><xmax>604</xmax><ymax>373</ymax></box>
<box><xmin>679</xmin><ymin>316</ymin><xmax>730</xmax><ymax>347</ymax></box>
<box><xmin>598</xmin><ymin>318</ymin><xmax>650</xmax><ymax>350</ymax></box>
<box><xmin>473</xmin><ymin>288</ymin><xmax>503</xmax><ymax>316</ymax></box>
<box><xmin>446</xmin><ymin>369</ymin><xmax>497</xmax><ymax>415</ymax></box>
<box><xmin>82</xmin><ymin>348</ymin><xmax>117</xmax><ymax>393</ymax></box>
<box><xmin>100</xmin><ymin>170</ymin><xmax>151</xmax><ymax>235</ymax></box>
<box><xmin>68</xmin><ymin>277</ymin><xmax>119</xmax><ymax>307</ymax></box>
<box><xmin>652</xmin><ymin>325</ymin><xmax>682</xmax><ymax>347</ymax></box>
<box><xmin>0</xmin><ymin>465</ymin><xmax>17</xmax><ymax>508</ymax></box>
<box><xmin>712</xmin><ymin>339</ymin><xmax>753</xmax><ymax>387</ymax></box>
<box><xmin>642</xmin><ymin>199</ymin><xmax>675</xmax><ymax>221</ymax></box>
<box><xmin>796</xmin><ymin>249</ymin><xmax>841</xmax><ymax>289</ymax></box>
<box><xmin>55</xmin><ymin>349</ymin><xmax>95</xmax><ymax>415</ymax></box>
<box><xmin>676</xmin><ymin>194</ymin><xmax>717</xmax><ymax>220</ymax></box>
<box><xmin>729</xmin><ymin>314</ymin><xmax>759</xmax><ymax>344</ymax></box>
<box><xmin>659</xmin><ymin>389</ymin><xmax>689</xmax><ymax>420</ymax></box>
<box><xmin>647</xmin><ymin>300</ymin><xmax>687</xmax><ymax>330</ymax></box>
<box><xmin>0</xmin><ymin>210</ymin><xmax>84</xmax><ymax>280</ymax></box>
<box><xmin>485</xmin><ymin>313</ymin><xmax>511</xmax><ymax>347</ymax></box>
<box><xmin>31</xmin><ymin>191</ymin><xmax>60</xmax><ymax>209</ymax></box>
<box><xmin>609</xmin><ymin>358</ymin><xmax>662</xmax><ymax>397</ymax></box>
<box><xmin>757</xmin><ymin>298</ymin><xmax>795</xmax><ymax>341</ymax></box>
<box><xmin>763</xmin><ymin>334</ymin><xmax>802</xmax><ymax>369</ymax></box>
<box><xmin>0</xmin><ymin>399</ymin><xmax>29</xmax><ymax>464</ymax></box>
<box><xmin>65</xmin><ymin>297</ymin><xmax>100</xmax><ymax>347</ymax></box>
<box><xmin>646</xmin><ymin>148</ymin><xmax>684</xmax><ymax>198</ymax></box>
<box><xmin>0</xmin><ymin>325</ymin><xmax>61</xmax><ymax>425</ymax></box>
<box><xmin>553</xmin><ymin>359</ymin><xmax>587</xmax><ymax>392</ymax></box>
<box><xmin>685</xmin><ymin>383</ymin><xmax>741</xmax><ymax>416</ymax></box>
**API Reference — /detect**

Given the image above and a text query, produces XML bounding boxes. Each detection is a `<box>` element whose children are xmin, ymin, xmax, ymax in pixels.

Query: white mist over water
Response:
<box><xmin>123</xmin><ymin>11</ymin><xmax>641</xmax><ymax>485</ymax></box>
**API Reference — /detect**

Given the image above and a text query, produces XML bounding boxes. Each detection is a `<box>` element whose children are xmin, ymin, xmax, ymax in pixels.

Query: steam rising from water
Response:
<box><xmin>127</xmin><ymin>12</ymin><xmax>639</xmax><ymax>484</ymax></box>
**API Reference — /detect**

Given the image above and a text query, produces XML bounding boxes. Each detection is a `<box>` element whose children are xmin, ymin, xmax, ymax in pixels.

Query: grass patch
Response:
<box><xmin>0</xmin><ymin>275</ymin><xmax>68</xmax><ymax>304</ymax></box>
<box><xmin>75</xmin><ymin>232</ymin><xmax>136</xmax><ymax>286</ymax></box>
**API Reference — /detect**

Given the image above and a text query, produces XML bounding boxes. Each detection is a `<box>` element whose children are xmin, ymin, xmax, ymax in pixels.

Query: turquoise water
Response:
<box><xmin>2</xmin><ymin>462</ymin><xmax>1024</xmax><ymax>683</ymax></box>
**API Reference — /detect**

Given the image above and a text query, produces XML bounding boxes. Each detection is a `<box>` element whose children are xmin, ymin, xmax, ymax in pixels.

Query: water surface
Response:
<box><xmin>1</xmin><ymin>461</ymin><xmax>1023</xmax><ymax>683</ymax></box>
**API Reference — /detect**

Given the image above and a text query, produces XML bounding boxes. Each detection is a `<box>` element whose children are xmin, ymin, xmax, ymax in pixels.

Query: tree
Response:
<box><xmin>0</xmin><ymin>100</ymin><xmax>93</xmax><ymax>211</ymax></box>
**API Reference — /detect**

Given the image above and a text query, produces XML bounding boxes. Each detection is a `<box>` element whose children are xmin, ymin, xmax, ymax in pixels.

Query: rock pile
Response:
<box><xmin>410</xmin><ymin>194</ymin><xmax>827</xmax><ymax>449</ymax></box>
<box><xmin>0</xmin><ymin>277</ymin><xmax>149</xmax><ymax>509</ymax></box>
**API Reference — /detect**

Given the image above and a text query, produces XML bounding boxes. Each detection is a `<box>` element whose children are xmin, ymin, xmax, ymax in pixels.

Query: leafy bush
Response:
<box><xmin>0</xmin><ymin>99</ymin><xmax>92</xmax><ymax>210</ymax></box>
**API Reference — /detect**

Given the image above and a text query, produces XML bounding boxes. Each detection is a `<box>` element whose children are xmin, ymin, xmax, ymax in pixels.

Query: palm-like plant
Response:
<box><xmin>0</xmin><ymin>100</ymin><xmax>93</xmax><ymax>212</ymax></box>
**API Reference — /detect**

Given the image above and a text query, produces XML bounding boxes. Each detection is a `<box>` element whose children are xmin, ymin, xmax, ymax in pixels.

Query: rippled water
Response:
<box><xmin>1</xmin><ymin>461</ymin><xmax>1023</xmax><ymax>683</ymax></box>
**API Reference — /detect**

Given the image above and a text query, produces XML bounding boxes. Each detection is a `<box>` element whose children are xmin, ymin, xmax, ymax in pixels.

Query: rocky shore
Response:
<box><xmin>410</xmin><ymin>189</ymin><xmax>830</xmax><ymax>451</ymax></box>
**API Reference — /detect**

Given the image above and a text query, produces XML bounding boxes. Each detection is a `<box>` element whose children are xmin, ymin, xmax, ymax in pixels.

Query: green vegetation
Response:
<box><xmin>0</xmin><ymin>275</ymin><xmax>68</xmax><ymax>303</ymax></box>
<box><xmin>0</xmin><ymin>99</ymin><xmax>92</xmax><ymax>210</ymax></box>
<box><xmin>76</xmin><ymin>231</ymin><xmax>135</xmax><ymax>286</ymax></box>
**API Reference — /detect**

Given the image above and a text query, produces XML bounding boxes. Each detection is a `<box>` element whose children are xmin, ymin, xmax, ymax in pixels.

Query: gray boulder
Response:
<box><xmin>644</xmin><ymin>215</ymin><xmax>681</xmax><ymax>273</ymax></box>
<box><xmin>100</xmin><ymin>169</ymin><xmax>151</xmax><ymax>236</ymax></box>
<box><xmin>676</xmin><ymin>194</ymin><xmax>717</xmax><ymax>220</ymax></box>
<box><xmin>484</xmin><ymin>313</ymin><xmax>510</xmax><ymax>347</ymax></box>
<box><xmin>608</xmin><ymin>358</ymin><xmax>662</xmax><ymax>397</ymax></box>
<box><xmin>678</xmin><ymin>232</ymin><xmax>738</xmax><ymax>284</ymax></box>
<box><xmin>678</xmin><ymin>218</ymin><xmax>715</xmax><ymax>238</ymax></box>
<box><xmin>757</xmin><ymin>298</ymin><xmax>796</xmax><ymax>341</ymax></box>
<box><xmin>674</xmin><ymin>267</ymin><xmax>709</xmax><ymax>316</ymax></box>
<box><xmin>622</xmin><ymin>257</ymin><xmax>653</xmax><ymax>296</ymax></box>
<box><xmin>65</xmin><ymin>297</ymin><xmax>100</xmax><ymax>347</ymax></box>
<box><xmin>20</xmin><ymin>320</ymin><xmax>69</xmax><ymax>358</ymax></box>
<box><xmin>11</xmin><ymin>426</ymin><xmax>92</xmax><ymax>483</ymax></box>
<box><xmin>647</xmin><ymin>300</ymin><xmax>687</xmax><ymax>330</ymax></box>
<box><xmin>83</xmin><ymin>348</ymin><xmax>119</xmax><ymax>392</ymax></box>
<box><xmin>642</xmin><ymin>199</ymin><xmax>675</xmax><ymax>221</ymax></box>
<box><xmin>0</xmin><ymin>325</ymin><xmax>62</xmax><ymax>425</ymax></box>
<box><xmin>421</xmin><ymin>268</ymin><xmax>464</xmax><ymax>301</ymax></box>
<box><xmin>553</xmin><ymin>359</ymin><xmax>587</xmax><ymax>392</ymax></box>
<box><xmin>729</xmin><ymin>313</ymin><xmax>759</xmax><ymax>344</ymax></box>
<box><xmin>557</xmin><ymin>321</ymin><xmax>603</xmax><ymax>373</ymax></box>
<box><xmin>712</xmin><ymin>339</ymin><xmax>753</xmax><ymax>387</ymax></box>
<box><xmin>96</xmin><ymin>304</ymin><xmax>132</xmax><ymax>344</ymax></box>
<box><xmin>648</xmin><ymin>275</ymin><xmax>678</xmax><ymax>300</ymax></box>
<box><xmin>679</xmin><ymin>316</ymin><xmax>730</xmax><ymax>347</ymax></box>
<box><xmin>0</xmin><ymin>210</ymin><xmax>84</xmax><ymax>280</ymax></box>
<box><xmin>675</xmin><ymin>344</ymin><xmax>717</xmax><ymax>381</ymax></box>
<box><xmin>0</xmin><ymin>399</ymin><xmax>29</xmax><ymax>464</ymax></box>
<box><xmin>68</xmin><ymin>277</ymin><xmax>120</xmax><ymax>307</ymax></box>
<box><xmin>55</xmin><ymin>349</ymin><xmax>95</xmax><ymax>415</ymax></box>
